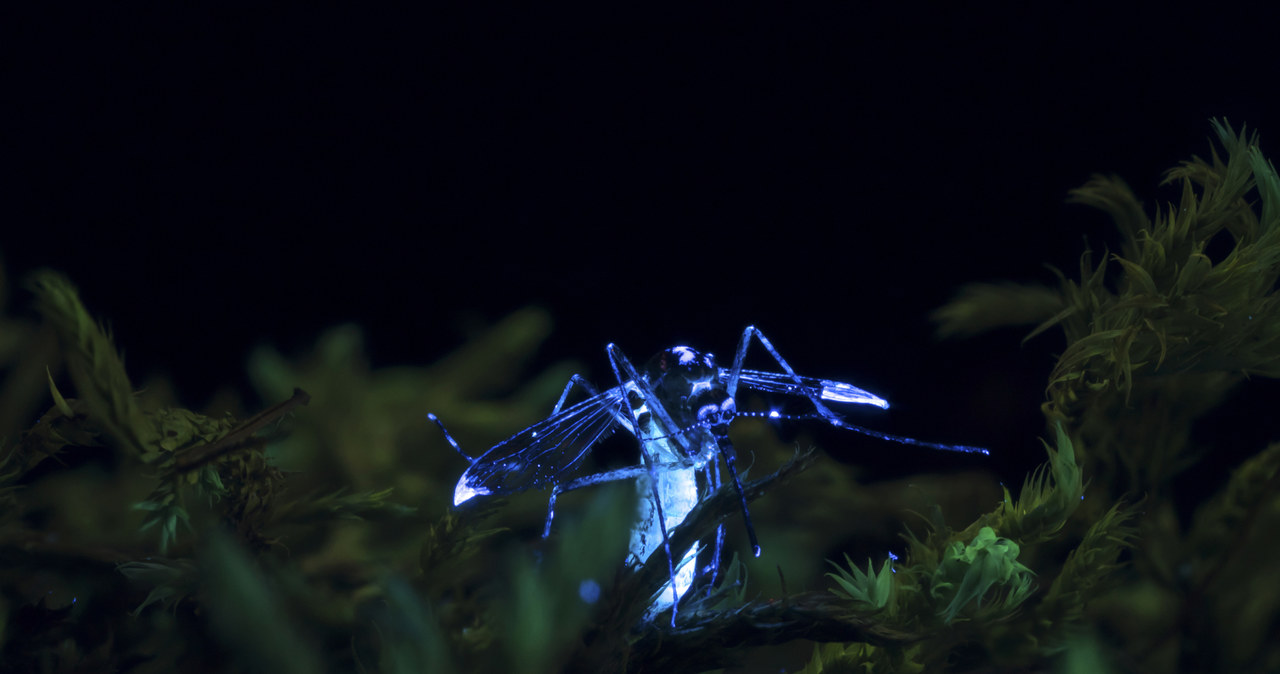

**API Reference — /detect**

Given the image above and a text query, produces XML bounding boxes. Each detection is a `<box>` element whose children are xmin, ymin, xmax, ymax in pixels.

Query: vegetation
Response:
<box><xmin>1</xmin><ymin>120</ymin><xmax>1277</xmax><ymax>672</ymax></box>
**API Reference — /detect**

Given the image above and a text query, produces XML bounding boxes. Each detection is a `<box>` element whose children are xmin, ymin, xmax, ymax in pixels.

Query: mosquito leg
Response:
<box><xmin>727</xmin><ymin>326</ymin><xmax>844</xmax><ymax>423</ymax></box>
<box><xmin>717</xmin><ymin>438</ymin><xmax>761</xmax><ymax>556</ymax></box>
<box><xmin>704</xmin><ymin>523</ymin><xmax>726</xmax><ymax>591</ymax></box>
<box><xmin>542</xmin><ymin>464</ymin><xmax>654</xmax><ymax>537</ymax></box>
<box><xmin>700</xmin><ymin>460</ymin><xmax>726</xmax><ymax>590</ymax></box>
<box><xmin>544</xmin><ymin>486</ymin><xmax>561</xmax><ymax>539</ymax></box>
<box><xmin>715</xmin><ymin>325</ymin><xmax>842</xmax><ymax>559</ymax></box>
<box><xmin>426</xmin><ymin>413</ymin><xmax>472</xmax><ymax>463</ymax></box>
<box><xmin>606</xmin><ymin>343</ymin><xmax>682</xmax><ymax>622</ymax></box>
<box><xmin>551</xmin><ymin>374</ymin><xmax>601</xmax><ymax>415</ymax></box>
<box><xmin>606</xmin><ymin>344</ymin><xmax>687</xmax><ymax>452</ymax></box>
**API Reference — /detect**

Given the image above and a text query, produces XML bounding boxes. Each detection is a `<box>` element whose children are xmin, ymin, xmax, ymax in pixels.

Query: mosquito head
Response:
<box><xmin>648</xmin><ymin>346</ymin><xmax>717</xmax><ymax>386</ymax></box>
<box><xmin>647</xmin><ymin>346</ymin><xmax>720</xmax><ymax>410</ymax></box>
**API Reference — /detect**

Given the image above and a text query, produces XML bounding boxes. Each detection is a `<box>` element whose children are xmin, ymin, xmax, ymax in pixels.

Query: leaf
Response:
<box><xmin>1114</xmin><ymin>256</ymin><xmax>1158</xmax><ymax>297</ymax></box>
<box><xmin>1039</xmin><ymin>502</ymin><xmax>1138</xmax><ymax>630</ymax></box>
<box><xmin>28</xmin><ymin>270</ymin><xmax>152</xmax><ymax>456</ymax></box>
<box><xmin>133</xmin><ymin>499</ymin><xmax>191</xmax><ymax>554</ymax></box>
<box><xmin>1174</xmin><ymin>253</ymin><xmax>1213</xmax><ymax>296</ymax></box>
<box><xmin>45</xmin><ymin>367</ymin><xmax>74</xmax><ymax>418</ymax></box>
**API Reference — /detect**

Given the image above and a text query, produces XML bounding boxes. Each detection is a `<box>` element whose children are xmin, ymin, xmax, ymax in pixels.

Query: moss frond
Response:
<box><xmin>1045</xmin><ymin>120</ymin><xmax>1280</xmax><ymax>415</ymax></box>
<box><xmin>935</xmin><ymin>120</ymin><xmax>1280</xmax><ymax>422</ymax></box>
<box><xmin>1037</xmin><ymin>501</ymin><xmax>1138</xmax><ymax>631</ymax></box>
<box><xmin>827</xmin><ymin>554</ymin><xmax>898</xmax><ymax>616</ymax></box>
<box><xmin>797</xmin><ymin>641</ymin><xmax>926</xmax><ymax>674</ymax></box>
<box><xmin>994</xmin><ymin>422</ymin><xmax>1083</xmax><ymax>544</ymax></box>
<box><xmin>931</xmin><ymin>282</ymin><xmax>1063</xmax><ymax>339</ymax></box>
<box><xmin>1188</xmin><ymin>441</ymin><xmax>1280</xmax><ymax>553</ymax></box>
<box><xmin>27</xmin><ymin>269</ymin><xmax>153</xmax><ymax>457</ymax></box>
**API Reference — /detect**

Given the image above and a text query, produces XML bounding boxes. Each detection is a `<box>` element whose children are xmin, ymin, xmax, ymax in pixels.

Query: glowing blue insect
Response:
<box><xmin>430</xmin><ymin>326</ymin><xmax>987</xmax><ymax>619</ymax></box>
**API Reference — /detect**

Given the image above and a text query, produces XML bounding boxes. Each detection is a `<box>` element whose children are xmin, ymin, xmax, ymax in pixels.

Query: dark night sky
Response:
<box><xmin>4</xmin><ymin>7</ymin><xmax>1276</xmax><ymax>485</ymax></box>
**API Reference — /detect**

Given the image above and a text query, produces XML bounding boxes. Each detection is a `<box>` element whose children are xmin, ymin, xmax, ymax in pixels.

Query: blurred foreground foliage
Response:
<box><xmin>0</xmin><ymin>120</ymin><xmax>1275</xmax><ymax>672</ymax></box>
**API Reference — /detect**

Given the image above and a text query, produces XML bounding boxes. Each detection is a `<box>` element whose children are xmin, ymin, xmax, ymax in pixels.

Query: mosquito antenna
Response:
<box><xmin>768</xmin><ymin>411</ymin><xmax>989</xmax><ymax>455</ymax></box>
<box><xmin>843</xmin><ymin>424</ymin><xmax>989</xmax><ymax>454</ymax></box>
<box><xmin>427</xmin><ymin>413</ymin><xmax>476</xmax><ymax>462</ymax></box>
<box><xmin>737</xmin><ymin>410</ymin><xmax>806</xmax><ymax>422</ymax></box>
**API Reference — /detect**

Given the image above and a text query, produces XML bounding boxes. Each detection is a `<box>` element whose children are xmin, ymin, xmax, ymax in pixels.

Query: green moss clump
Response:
<box><xmin>929</xmin><ymin>119</ymin><xmax>1280</xmax><ymax>672</ymax></box>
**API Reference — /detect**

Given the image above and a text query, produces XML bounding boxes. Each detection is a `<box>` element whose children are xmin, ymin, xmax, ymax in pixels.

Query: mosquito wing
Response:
<box><xmin>727</xmin><ymin>369</ymin><xmax>890</xmax><ymax>409</ymax></box>
<box><xmin>453</xmin><ymin>386</ymin><xmax>630</xmax><ymax>505</ymax></box>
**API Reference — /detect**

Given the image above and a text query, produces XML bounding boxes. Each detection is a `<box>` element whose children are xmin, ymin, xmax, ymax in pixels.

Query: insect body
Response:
<box><xmin>430</xmin><ymin>327</ymin><xmax>986</xmax><ymax>620</ymax></box>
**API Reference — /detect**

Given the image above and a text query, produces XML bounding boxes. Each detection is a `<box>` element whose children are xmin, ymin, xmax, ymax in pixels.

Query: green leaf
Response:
<box><xmin>45</xmin><ymin>367</ymin><xmax>74</xmax><ymax>418</ymax></box>
<box><xmin>1174</xmin><ymin>253</ymin><xmax>1213</xmax><ymax>296</ymax></box>
<box><xmin>133</xmin><ymin>499</ymin><xmax>191</xmax><ymax>554</ymax></box>
<box><xmin>1114</xmin><ymin>256</ymin><xmax>1158</xmax><ymax>296</ymax></box>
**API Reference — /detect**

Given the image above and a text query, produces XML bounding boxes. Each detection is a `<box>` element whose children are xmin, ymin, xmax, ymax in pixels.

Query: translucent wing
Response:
<box><xmin>454</xmin><ymin>386</ymin><xmax>629</xmax><ymax>505</ymax></box>
<box><xmin>727</xmin><ymin>369</ymin><xmax>890</xmax><ymax>409</ymax></box>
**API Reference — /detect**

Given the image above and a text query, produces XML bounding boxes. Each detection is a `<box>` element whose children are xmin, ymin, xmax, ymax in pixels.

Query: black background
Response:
<box><xmin>4</xmin><ymin>6</ymin><xmax>1275</xmax><ymax>487</ymax></box>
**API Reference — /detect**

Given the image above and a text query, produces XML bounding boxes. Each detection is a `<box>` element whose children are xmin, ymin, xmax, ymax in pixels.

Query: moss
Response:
<box><xmin>3</xmin><ymin>120</ymin><xmax>1279</xmax><ymax>671</ymax></box>
<box><xmin>929</xmin><ymin>119</ymin><xmax>1280</xmax><ymax>672</ymax></box>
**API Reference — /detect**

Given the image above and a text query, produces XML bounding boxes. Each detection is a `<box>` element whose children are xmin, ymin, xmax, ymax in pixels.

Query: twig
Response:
<box><xmin>630</xmin><ymin>591</ymin><xmax>923</xmax><ymax>672</ymax></box>
<box><xmin>0</xmin><ymin>526</ymin><xmax>138</xmax><ymax>564</ymax></box>
<box><xmin>170</xmin><ymin>388</ymin><xmax>310</xmax><ymax>474</ymax></box>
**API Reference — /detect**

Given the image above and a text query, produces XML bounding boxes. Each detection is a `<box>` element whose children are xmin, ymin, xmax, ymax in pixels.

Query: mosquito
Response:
<box><xmin>429</xmin><ymin>326</ymin><xmax>987</xmax><ymax>621</ymax></box>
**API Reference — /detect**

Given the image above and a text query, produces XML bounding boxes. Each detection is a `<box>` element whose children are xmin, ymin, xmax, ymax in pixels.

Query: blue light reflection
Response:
<box><xmin>579</xmin><ymin>578</ymin><xmax>601</xmax><ymax>604</ymax></box>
